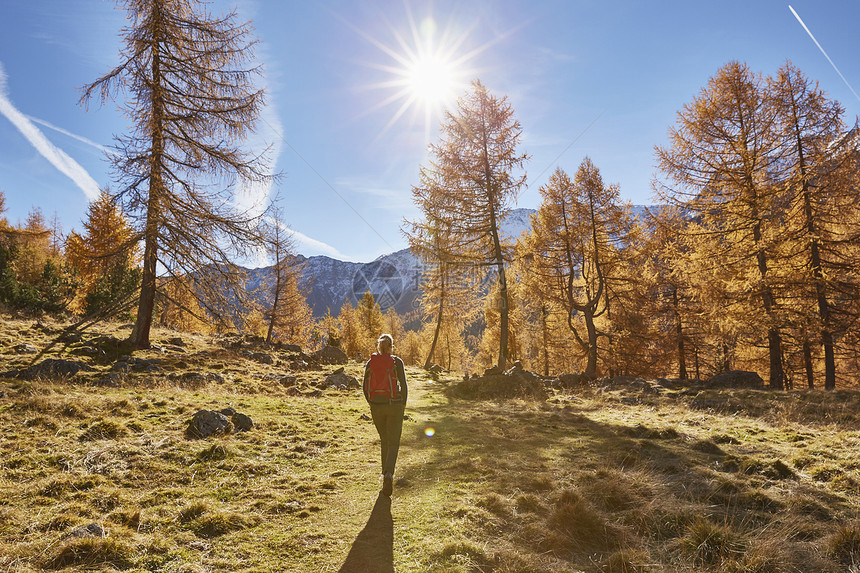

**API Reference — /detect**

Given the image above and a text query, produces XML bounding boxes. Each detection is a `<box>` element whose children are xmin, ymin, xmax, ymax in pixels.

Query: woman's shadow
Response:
<box><xmin>338</xmin><ymin>493</ymin><xmax>394</xmax><ymax>573</ymax></box>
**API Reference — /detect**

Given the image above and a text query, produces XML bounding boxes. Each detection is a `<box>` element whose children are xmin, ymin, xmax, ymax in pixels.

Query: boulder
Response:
<box><xmin>187</xmin><ymin>410</ymin><xmax>233</xmax><ymax>439</ymax></box>
<box><xmin>706</xmin><ymin>370</ymin><xmax>764</xmax><ymax>389</ymax></box>
<box><xmin>112</xmin><ymin>357</ymin><xmax>162</xmax><ymax>373</ymax></box>
<box><xmin>93</xmin><ymin>373</ymin><xmax>124</xmax><ymax>388</ymax></box>
<box><xmin>18</xmin><ymin>359</ymin><xmax>93</xmax><ymax>380</ymax></box>
<box><xmin>607</xmin><ymin>376</ymin><xmax>657</xmax><ymax>393</ymax></box>
<box><xmin>314</xmin><ymin>345</ymin><xmax>348</xmax><ymax>365</ymax></box>
<box><xmin>250</xmin><ymin>352</ymin><xmax>274</xmax><ymax>365</ymax></box>
<box><xmin>69</xmin><ymin>345</ymin><xmax>105</xmax><ymax>357</ymax></box>
<box><xmin>455</xmin><ymin>369</ymin><xmax>546</xmax><ymax>401</ymax></box>
<box><xmin>483</xmin><ymin>365</ymin><xmax>503</xmax><ymax>376</ymax></box>
<box><xmin>14</xmin><ymin>343</ymin><xmax>38</xmax><ymax>354</ymax></box>
<box><xmin>428</xmin><ymin>364</ymin><xmax>445</xmax><ymax>375</ymax></box>
<box><xmin>65</xmin><ymin>522</ymin><xmax>106</xmax><ymax>539</ymax></box>
<box><xmin>281</xmin><ymin>343</ymin><xmax>302</xmax><ymax>353</ymax></box>
<box><xmin>58</xmin><ymin>332</ymin><xmax>83</xmax><ymax>344</ymax></box>
<box><xmin>504</xmin><ymin>363</ymin><xmax>524</xmax><ymax>376</ymax></box>
<box><xmin>168</xmin><ymin>372</ymin><xmax>224</xmax><ymax>387</ymax></box>
<box><xmin>558</xmin><ymin>373</ymin><xmax>584</xmax><ymax>388</ymax></box>
<box><xmin>89</xmin><ymin>335</ymin><xmax>128</xmax><ymax>353</ymax></box>
<box><xmin>324</xmin><ymin>369</ymin><xmax>360</xmax><ymax>390</ymax></box>
<box><xmin>232</xmin><ymin>412</ymin><xmax>254</xmax><ymax>431</ymax></box>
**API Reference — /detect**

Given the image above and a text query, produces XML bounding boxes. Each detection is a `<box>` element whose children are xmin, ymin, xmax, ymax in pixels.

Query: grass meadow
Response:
<box><xmin>2</xmin><ymin>314</ymin><xmax>860</xmax><ymax>572</ymax></box>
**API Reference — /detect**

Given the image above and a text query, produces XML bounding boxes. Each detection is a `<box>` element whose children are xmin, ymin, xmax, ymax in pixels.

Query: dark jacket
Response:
<box><xmin>363</xmin><ymin>354</ymin><xmax>408</xmax><ymax>404</ymax></box>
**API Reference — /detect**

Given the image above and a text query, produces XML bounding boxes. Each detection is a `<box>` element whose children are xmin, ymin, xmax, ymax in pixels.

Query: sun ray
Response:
<box><xmin>331</xmin><ymin>2</ymin><xmax>530</xmax><ymax>142</ymax></box>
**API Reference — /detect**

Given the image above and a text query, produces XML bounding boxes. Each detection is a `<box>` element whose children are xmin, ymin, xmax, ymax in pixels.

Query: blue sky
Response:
<box><xmin>1</xmin><ymin>0</ymin><xmax>859</xmax><ymax>263</ymax></box>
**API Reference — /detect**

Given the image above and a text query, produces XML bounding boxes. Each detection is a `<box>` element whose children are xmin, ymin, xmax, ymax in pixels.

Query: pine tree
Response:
<box><xmin>66</xmin><ymin>189</ymin><xmax>141</xmax><ymax>316</ymax></box>
<box><xmin>261</xmin><ymin>207</ymin><xmax>312</xmax><ymax>346</ymax></box>
<box><xmin>81</xmin><ymin>0</ymin><xmax>273</xmax><ymax>348</ymax></box>
<box><xmin>655</xmin><ymin>61</ymin><xmax>789</xmax><ymax>389</ymax></box>
<box><xmin>519</xmin><ymin>162</ymin><xmax>630</xmax><ymax>378</ymax></box>
<box><xmin>383</xmin><ymin>307</ymin><xmax>404</xmax><ymax>348</ymax></box>
<box><xmin>158</xmin><ymin>275</ymin><xmax>212</xmax><ymax>333</ymax></box>
<box><xmin>16</xmin><ymin>209</ymin><xmax>52</xmax><ymax>286</ymax></box>
<box><xmin>404</xmin><ymin>217</ymin><xmax>476</xmax><ymax>370</ymax></box>
<box><xmin>357</xmin><ymin>290</ymin><xmax>385</xmax><ymax>350</ymax></box>
<box><xmin>409</xmin><ymin>80</ymin><xmax>528</xmax><ymax>369</ymax></box>
<box><xmin>769</xmin><ymin>61</ymin><xmax>856</xmax><ymax>390</ymax></box>
<box><xmin>318</xmin><ymin>308</ymin><xmax>340</xmax><ymax>349</ymax></box>
<box><xmin>636</xmin><ymin>207</ymin><xmax>702</xmax><ymax>380</ymax></box>
<box><xmin>338</xmin><ymin>299</ymin><xmax>362</xmax><ymax>359</ymax></box>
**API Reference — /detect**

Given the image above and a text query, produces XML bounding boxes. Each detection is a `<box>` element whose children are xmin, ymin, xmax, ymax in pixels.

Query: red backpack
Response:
<box><xmin>367</xmin><ymin>353</ymin><xmax>399</xmax><ymax>402</ymax></box>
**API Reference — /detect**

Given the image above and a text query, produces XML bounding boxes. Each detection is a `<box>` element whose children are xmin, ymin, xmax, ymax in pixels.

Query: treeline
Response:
<box><xmin>0</xmin><ymin>189</ymin><xmax>315</xmax><ymax>345</ymax></box>
<box><xmin>4</xmin><ymin>0</ymin><xmax>858</xmax><ymax>390</ymax></box>
<box><xmin>403</xmin><ymin>62</ymin><xmax>860</xmax><ymax>389</ymax></box>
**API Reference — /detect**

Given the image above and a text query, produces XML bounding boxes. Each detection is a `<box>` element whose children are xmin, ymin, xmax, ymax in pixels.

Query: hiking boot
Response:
<box><xmin>382</xmin><ymin>474</ymin><xmax>393</xmax><ymax>496</ymax></box>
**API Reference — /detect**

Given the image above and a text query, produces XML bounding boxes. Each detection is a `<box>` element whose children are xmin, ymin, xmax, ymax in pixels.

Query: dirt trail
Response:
<box><xmin>316</xmin><ymin>369</ymin><xmax>452</xmax><ymax>573</ymax></box>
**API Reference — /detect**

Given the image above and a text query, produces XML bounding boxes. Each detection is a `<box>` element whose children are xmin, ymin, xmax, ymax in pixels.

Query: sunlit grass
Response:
<box><xmin>2</xmin><ymin>312</ymin><xmax>860</xmax><ymax>571</ymax></box>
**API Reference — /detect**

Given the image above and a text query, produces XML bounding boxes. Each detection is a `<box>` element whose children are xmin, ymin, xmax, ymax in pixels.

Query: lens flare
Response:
<box><xmin>424</xmin><ymin>427</ymin><xmax>436</xmax><ymax>437</ymax></box>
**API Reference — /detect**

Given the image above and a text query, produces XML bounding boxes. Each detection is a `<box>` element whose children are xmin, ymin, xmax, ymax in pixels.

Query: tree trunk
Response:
<box><xmin>673</xmin><ymin>287</ymin><xmax>688</xmax><ymax>380</ymax></box>
<box><xmin>265</xmin><ymin>259</ymin><xmax>282</xmax><ymax>344</ymax></box>
<box><xmin>424</xmin><ymin>269</ymin><xmax>445</xmax><ymax>370</ymax></box>
<box><xmin>823</xmin><ymin>330</ymin><xmax>836</xmax><ymax>390</ymax></box>
<box><xmin>486</xmin><ymin>206</ymin><xmax>508</xmax><ymax>370</ymax></box>
<box><xmin>131</xmin><ymin>14</ymin><xmax>164</xmax><ymax>350</ymax></box>
<box><xmin>790</xmin><ymin>86</ymin><xmax>837</xmax><ymax>390</ymax></box>
<box><xmin>803</xmin><ymin>339</ymin><xmax>815</xmax><ymax>390</ymax></box>
<box><xmin>541</xmin><ymin>305</ymin><xmax>550</xmax><ymax>377</ymax></box>
<box><xmin>753</xmin><ymin>215</ymin><xmax>785</xmax><ymax>390</ymax></box>
<box><xmin>694</xmin><ymin>345</ymin><xmax>700</xmax><ymax>381</ymax></box>
<box><xmin>803</xmin><ymin>189</ymin><xmax>837</xmax><ymax>390</ymax></box>
<box><xmin>584</xmin><ymin>311</ymin><xmax>598</xmax><ymax>378</ymax></box>
<box><xmin>131</xmin><ymin>228</ymin><xmax>157</xmax><ymax>349</ymax></box>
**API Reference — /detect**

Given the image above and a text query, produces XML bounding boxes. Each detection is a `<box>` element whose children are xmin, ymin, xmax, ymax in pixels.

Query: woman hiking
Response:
<box><xmin>363</xmin><ymin>333</ymin><xmax>408</xmax><ymax>497</ymax></box>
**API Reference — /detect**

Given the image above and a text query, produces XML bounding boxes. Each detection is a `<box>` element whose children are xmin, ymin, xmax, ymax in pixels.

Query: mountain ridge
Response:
<box><xmin>250</xmin><ymin>206</ymin><xmax>655</xmax><ymax>317</ymax></box>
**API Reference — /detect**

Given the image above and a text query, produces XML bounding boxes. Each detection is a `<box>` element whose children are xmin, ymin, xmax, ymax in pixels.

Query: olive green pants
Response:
<box><xmin>370</xmin><ymin>402</ymin><xmax>404</xmax><ymax>476</ymax></box>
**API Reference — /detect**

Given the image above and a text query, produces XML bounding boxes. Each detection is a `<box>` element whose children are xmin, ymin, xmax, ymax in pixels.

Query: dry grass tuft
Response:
<box><xmin>188</xmin><ymin>511</ymin><xmax>260</xmax><ymax>538</ymax></box>
<box><xmin>602</xmin><ymin>548</ymin><xmax>652</xmax><ymax>573</ymax></box>
<box><xmin>196</xmin><ymin>442</ymin><xmax>232</xmax><ymax>462</ymax></box>
<box><xmin>680</xmin><ymin>517</ymin><xmax>744</xmax><ymax>567</ymax></box>
<box><xmin>826</xmin><ymin>523</ymin><xmax>860</xmax><ymax>565</ymax></box>
<box><xmin>544</xmin><ymin>489</ymin><xmax>620</xmax><ymax>554</ymax></box>
<box><xmin>47</xmin><ymin>537</ymin><xmax>135</xmax><ymax>570</ymax></box>
<box><xmin>79</xmin><ymin>419</ymin><xmax>129</xmax><ymax>441</ymax></box>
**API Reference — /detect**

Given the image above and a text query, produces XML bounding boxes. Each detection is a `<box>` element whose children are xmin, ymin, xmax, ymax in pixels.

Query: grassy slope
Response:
<box><xmin>2</xmin><ymin>315</ymin><xmax>860</xmax><ymax>572</ymax></box>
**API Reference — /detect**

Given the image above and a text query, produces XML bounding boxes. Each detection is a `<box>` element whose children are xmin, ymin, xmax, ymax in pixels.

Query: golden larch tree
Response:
<box><xmin>81</xmin><ymin>0</ymin><xmax>274</xmax><ymax>348</ymax></box>
<box><xmin>66</xmin><ymin>189</ymin><xmax>140</xmax><ymax>315</ymax></box>
<box><xmin>518</xmin><ymin>162</ymin><xmax>630</xmax><ymax>379</ymax></box>
<box><xmin>655</xmin><ymin>61</ymin><xmax>789</xmax><ymax>389</ymax></box>
<box><xmin>408</xmin><ymin>79</ymin><xmax>528</xmax><ymax>369</ymax></box>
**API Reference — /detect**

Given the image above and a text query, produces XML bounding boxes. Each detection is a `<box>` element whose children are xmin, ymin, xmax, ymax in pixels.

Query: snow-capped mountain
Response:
<box><xmin>249</xmin><ymin>206</ymin><xmax>653</xmax><ymax>318</ymax></box>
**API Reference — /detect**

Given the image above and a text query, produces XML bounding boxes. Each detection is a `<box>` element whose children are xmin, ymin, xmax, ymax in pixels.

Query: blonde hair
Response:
<box><xmin>377</xmin><ymin>333</ymin><xmax>394</xmax><ymax>354</ymax></box>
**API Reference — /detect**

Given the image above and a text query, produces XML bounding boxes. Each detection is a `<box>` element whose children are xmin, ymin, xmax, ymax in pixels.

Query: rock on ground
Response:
<box><xmin>706</xmin><ymin>370</ymin><xmax>764</xmax><ymax>389</ymax></box>
<box><xmin>313</xmin><ymin>346</ymin><xmax>348</xmax><ymax>365</ymax></box>
<box><xmin>187</xmin><ymin>410</ymin><xmax>233</xmax><ymax>439</ymax></box>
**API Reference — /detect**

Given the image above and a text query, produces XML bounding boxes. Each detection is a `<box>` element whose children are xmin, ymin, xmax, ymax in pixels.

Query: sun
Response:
<box><xmin>406</xmin><ymin>52</ymin><xmax>457</xmax><ymax>108</ymax></box>
<box><xmin>347</xmin><ymin>8</ymin><xmax>483</xmax><ymax>141</ymax></box>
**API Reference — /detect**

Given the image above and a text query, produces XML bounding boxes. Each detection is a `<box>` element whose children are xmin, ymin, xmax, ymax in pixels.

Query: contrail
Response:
<box><xmin>789</xmin><ymin>5</ymin><xmax>860</xmax><ymax>103</ymax></box>
<box><xmin>27</xmin><ymin>115</ymin><xmax>114</xmax><ymax>156</ymax></box>
<box><xmin>0</xmin><ymin>61</ymin><xmax>101</xmax><ymax>200</ymax></box>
